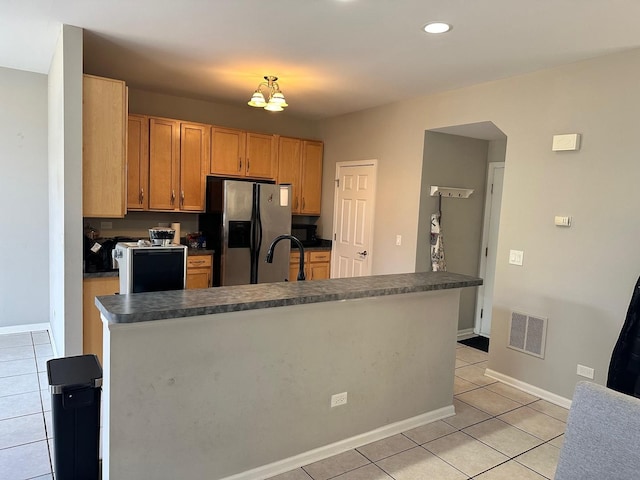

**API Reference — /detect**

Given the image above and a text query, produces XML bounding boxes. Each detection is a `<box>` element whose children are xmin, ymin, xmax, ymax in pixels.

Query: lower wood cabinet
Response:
<box><xmin>186</xmin><ymin>254</ymin><xmax>213</xmax><ymax>289</ymax></box>
<box><xmin>83</xmin><ymin>276</ymin><xmax>119</xmax><ymax>364</ymax></box>
<box><xmin>289</xmin><ymin>250</ymin><xmax>331</xmax><ymax>281</ymax></box>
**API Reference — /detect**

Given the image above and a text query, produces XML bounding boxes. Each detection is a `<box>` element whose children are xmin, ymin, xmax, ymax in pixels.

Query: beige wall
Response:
<box><xmin>103</xmin><ymin>290</ymin><xmax>460</xmax><ymax>479</ymax></box>
<box><xmin>417</xmin><ymin>132</ymin><xmax>490</xmax><ymax>331</ymax></box>
<box><xmin>319</xmin><ymin>48</ymin><xmax>640</xmax><ymax>399</ymax></box>
<box><xmin>128</xmin><ymin>88</ymin><xmax>321</xmax><ymax>140</ymax></box>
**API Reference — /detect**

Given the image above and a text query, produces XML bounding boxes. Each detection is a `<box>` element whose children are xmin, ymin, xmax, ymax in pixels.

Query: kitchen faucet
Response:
<box><xmin>265</xmin><ymin>235</ymin><xmax>306</xmax><ymax>281</ymax></box>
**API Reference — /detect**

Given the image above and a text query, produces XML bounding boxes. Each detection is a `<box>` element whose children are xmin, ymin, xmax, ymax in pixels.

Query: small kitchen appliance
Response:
<box><xmin>112</xmin><ymin>242</ymin><xmax>187</xmax><ymax>294</ymax></box>
<box><xmin>148</xmin><ymin>227</ymin><xmax>175</xmax><ymax>246</ymax></box>
<box><xmin>290</xmin><ymin>224</ymin><xmax>320</xmax><ymax>247</ymax></box>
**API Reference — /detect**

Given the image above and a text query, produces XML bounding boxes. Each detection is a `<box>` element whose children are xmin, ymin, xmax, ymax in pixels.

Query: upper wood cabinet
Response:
<box><xmin>180</xmin><ymin>123</ymin><xmax>210</xmax><ymax>211</ymax></box>
<box><xmin>277</xmin><ymin>137</ymin><xmax>323</xmax><ymax>215</ymax></box>
<box><xmin>83</xmin><ymin>74</ymin><xmax>127</xmax><ymax>217</ymax></box>
<box><xmin>127</xmin><ymin>114</ymin><xmax>149</xmax><ymax>211</ymax></box>
<box><xmin>142</xmin><ymin>117</ymin><xmax>210</xmax><ymax>212</ymax></box>
<box><xmin>210</xmin><ymin>127</ymin><xmax>245</xmax><ymax>176</ymax></box>
<box><xmin>210</xmin><ymin>127</ymin><xmax>275</xmax><ymax>180</ymax></box>
<box><xmin>149</xmin><ymin>117</ymin><xmax>181</xmax><ymax>210</ymax></box>
<box><xmin>245</xmin><ymin>132</ymin><xmax>276</xmax><ymax>179</ymax></box>
<box><xmin>300</xmin><ymin>140</ymin><xmax>323</xmax><ymax>215</ymax></box>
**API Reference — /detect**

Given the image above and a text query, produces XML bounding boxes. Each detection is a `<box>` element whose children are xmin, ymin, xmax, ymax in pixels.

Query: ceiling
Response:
<box><xmin>2</xmin><ymin>1</ymin><xmax>640</xmax><ymax>120</ymax></box>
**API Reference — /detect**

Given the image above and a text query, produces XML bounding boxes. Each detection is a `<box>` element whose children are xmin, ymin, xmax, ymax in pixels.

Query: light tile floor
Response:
<box><xmin>0</xmin><ymin>332</ymin><xmax>566</xmax><ymax>480</ymax></box>
<box><xmin>268</xmin><ymin>343</ymin><xmax>567</xmax><ymax>480</ymax></box>
<box><xmin>0</xmin><ymin>331</ymin><xmax>54</xmax><ymax>480</ymax></box>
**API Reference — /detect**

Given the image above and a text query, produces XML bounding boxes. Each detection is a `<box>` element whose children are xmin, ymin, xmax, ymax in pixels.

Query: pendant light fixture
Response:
<box><xmin>248</xmin><ymin>75</ymin><xmax>288</xmax><ymax>112</ymax></box>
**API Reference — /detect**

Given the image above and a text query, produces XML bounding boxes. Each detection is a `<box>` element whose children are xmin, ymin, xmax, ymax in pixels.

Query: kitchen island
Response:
<box><xmin>96</xmin><ymin>272</ymin><xmax>481</xmax><ymax>480</ymax></box>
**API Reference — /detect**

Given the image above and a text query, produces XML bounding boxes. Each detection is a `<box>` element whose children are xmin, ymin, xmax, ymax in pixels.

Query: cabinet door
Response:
<box><xmin>186</xmin><ymin>270</ymin><xmax>212</xmax><ymax>289</ymax></box>
<box><xmin>309</xmin><ymin>262</ymin><xmax>330</xmax><ymax>280</ymax></box>
<box><xmin>82</xmin><ymin>75</ymin><xmax>127</xmax><ymax>217</ymax></box>
<box><xmin>277</xmin><ymin>137</ymin><xmax>302</xmax><ymax>213</ymax></box>
<box><xmin>83</xmin><ymin>276</ymin><xmax>119</xmax><ymax>365</ymax></box>
<box><xmin>149</xmin><ymin>118</ymin><xmax>180</xmax><ymax>210</ymax></box>
<box><xmin>186</xmin><ymin>255</ymin><xmax>213</xmax><ymax>289</ymax></box>
<box><xmin>300</xmin><ymin>140</ymin><xmax>323</xmax><ymax>215</ymax></box>
<box><xmin>246</xmin><ymin>132</ymin><xmax>276</xmax><ymax>179</ymax></box>
<box><xmin>127</xmin><ymin>115</ymin><xmax>149</xmax><ymax>210</ymax></box>
<box><xmin>180</xmin><ymin>123</ymin><xmax>210</xmax><ymax>212</ymax></box>
<box><xmin>211</xmin><ymin>127</ymin><xmax>245</xmax><ymax>176</ymax></box>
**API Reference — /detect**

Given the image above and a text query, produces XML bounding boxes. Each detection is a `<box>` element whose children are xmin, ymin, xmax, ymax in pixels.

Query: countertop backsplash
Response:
<box><xmin>84</xmin><ymin>211</ymin><xmax>199</xmax><ymax>241</ymax></box>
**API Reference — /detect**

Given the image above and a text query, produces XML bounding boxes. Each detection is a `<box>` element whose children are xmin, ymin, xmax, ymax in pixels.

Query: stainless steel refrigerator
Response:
<box><xmin>200</xmin><ymin>178</ymin><xmax>292</xmax><ymax>286</ymax></box>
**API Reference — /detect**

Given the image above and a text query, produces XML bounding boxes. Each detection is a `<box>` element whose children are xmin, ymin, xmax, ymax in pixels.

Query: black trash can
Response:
<box><xmin>47</xmin><ymin>354</ymin><xmax>102</xmax><ymax>480</ymax></box>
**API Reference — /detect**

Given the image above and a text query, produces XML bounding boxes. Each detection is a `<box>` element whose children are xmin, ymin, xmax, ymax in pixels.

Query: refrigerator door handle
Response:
<box><xmin>249</xmin><ymin>184</ymin><xmax>260</xmax><ymax>284</ymax></box>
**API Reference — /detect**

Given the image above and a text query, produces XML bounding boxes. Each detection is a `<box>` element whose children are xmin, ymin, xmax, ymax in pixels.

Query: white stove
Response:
<box><xmin>112</xmin><ymin>242</ymin><xmax>187</xmax><ymax>294</ymax></box>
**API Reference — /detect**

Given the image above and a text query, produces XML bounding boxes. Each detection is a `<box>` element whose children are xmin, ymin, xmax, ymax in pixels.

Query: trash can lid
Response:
<box><xmin>47</xmin><ymin>354</ymin><xmax>103</xmax><ymax>394</ymax></box>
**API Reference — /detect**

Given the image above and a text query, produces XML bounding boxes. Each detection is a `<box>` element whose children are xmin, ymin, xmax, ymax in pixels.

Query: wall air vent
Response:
<box><xmin>508</xmin><ymin>311</ymin><xmax>548</xmax><ymax>359</ymax></box>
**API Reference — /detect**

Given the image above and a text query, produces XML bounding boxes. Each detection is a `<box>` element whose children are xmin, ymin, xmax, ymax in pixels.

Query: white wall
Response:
<box><xmin>48</xmin><ymin>25</ymin><xmax>83</xmax><ymax>356</ymax></box>
<box><xmin>0</xmin><ymin>67</ymin><xmax>49</xmax><ymax>328</ymax></box>
<box><xmin>319</xmin><ymin>48</ymin><xmax>640</xmax><ymax>400</ymax></box>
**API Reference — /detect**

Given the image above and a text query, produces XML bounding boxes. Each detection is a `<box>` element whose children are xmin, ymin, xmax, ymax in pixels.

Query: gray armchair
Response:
<box><xmin>554</xmin><ymin>381</ymin><xmax>640</xmax><ymax>479</ymax></box>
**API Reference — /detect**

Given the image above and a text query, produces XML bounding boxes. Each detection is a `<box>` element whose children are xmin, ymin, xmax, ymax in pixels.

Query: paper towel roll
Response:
<box><xmin>171</xmin><ymin>223</ymin><xmax>181</xmax><ymax>245</ymax></box>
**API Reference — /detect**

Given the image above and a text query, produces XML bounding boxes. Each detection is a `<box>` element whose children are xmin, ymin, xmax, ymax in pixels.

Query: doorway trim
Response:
<box><xmin>474</xmin><ymin>161</ymin><xmax>505</xmax><ymax>337</ymax></box>
<box><xmin>331</xmin><ymin>159</ymin><xmax>378</xmax><ymax>278</ymax></box>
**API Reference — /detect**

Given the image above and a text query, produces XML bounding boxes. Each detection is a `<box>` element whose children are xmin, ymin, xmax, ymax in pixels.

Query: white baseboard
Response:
<box><xmin>457</xmin><ymin>328</ymin><xmax>475</xmax><ymax>341</ymax></box>
<box><xmin>485</xmin><ymin>368</ymin><xmax>572</xmax><ymax>409</ymax></box>
<box><xmin>0</xmin><ymin>323</ymin><xmax>50</xmax><ymax>336</ymax></box>
<box><xmin>220</xmin><ymin>405</ymin><xmax>455</xmax><ymax>480</ymax></box>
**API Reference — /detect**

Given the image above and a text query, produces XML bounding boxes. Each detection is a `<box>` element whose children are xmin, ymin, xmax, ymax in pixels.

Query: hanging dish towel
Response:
<box><xmin>430</xmin><ymin>212</ymin><xmax>447</xmax><ymax>271</ymax></box>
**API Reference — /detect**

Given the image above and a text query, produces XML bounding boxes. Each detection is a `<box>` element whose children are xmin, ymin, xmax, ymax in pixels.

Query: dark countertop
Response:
<box><xmin>96</xmin><ymin>271</ymin><xmax>482</xmax><ymax>324</ymax></box>
<box><xmin>84</xmin><ymin>270</ymin><xmax>119</xmax><ymax>279</ymax></box>
<box><xmin>84</xmin><ymin>248</ymin><xmax>215</xmax><ymax>278</ymax></box>
<box><xmin>186</xmin><ymin>248</ymin><xmax>215</xmax><ymax>256</ymax></box>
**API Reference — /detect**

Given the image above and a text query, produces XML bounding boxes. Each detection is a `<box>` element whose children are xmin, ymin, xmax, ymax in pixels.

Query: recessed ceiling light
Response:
<box><xmin>423</xmin><ymin>22</ymin><xmax>452</xmax><ymax>34</ymax></box>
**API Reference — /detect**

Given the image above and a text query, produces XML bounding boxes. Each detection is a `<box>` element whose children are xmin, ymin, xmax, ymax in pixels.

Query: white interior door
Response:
<box><xmin>475</xmin><ymin>163</ymin><xmax>504</xmax><ymax>337</ymax></box>
<box><xmin>331</xmin><ymin>161</ymin><xmax>377</xmax><ymax>278</ymax></box>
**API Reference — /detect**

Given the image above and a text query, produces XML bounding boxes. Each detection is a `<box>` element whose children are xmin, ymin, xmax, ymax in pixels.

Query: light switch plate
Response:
<box><xmin>554</xmin><ymin>216</ymin><xmax>571</xmax><ymax>227</ymax></box>
<box><xmin>552</xmin><ymin>133</ymin><xmax>581</xmax><ymax>151</ymax></box>
<box><xmin>509</xmin><ymin>250</ymin><xmax>524</xmax><ymax>266</ymax></box>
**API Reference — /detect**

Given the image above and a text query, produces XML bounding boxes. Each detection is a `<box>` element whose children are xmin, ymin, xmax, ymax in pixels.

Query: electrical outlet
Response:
<box><xmin>330</xmin><ymin>392</ymin><xmax>348</xmax><ymax>408</ymax></box>
<box><xmin>396</xmin><ymin>235</ymin><xmax>402</xmax><ymax>246</ymax></box>
<box><xmin>577</xmin><ymin>364</ymin><xmax>594</xmax><ymax>379</ymax></box>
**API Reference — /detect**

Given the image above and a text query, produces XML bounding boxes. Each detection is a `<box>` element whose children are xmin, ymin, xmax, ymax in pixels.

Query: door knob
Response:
<box><xmin>357</xmin><ymin>250</ymin><xmax>368</xmax><ymax>256</ymax></box>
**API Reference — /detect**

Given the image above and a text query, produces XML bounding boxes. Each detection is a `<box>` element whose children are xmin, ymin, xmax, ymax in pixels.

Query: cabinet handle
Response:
<box><xmin>181</xmin><ymin>191</ymin><xmax>185</xmax><ymax>207</ymax></box>
<box><xmin>139</xmin><ymin>188</ymin><xmax>144</xmax><ymax>204</ymax></box>
<box><xmin>171</xmin><ymin>190</ymin><xmax>175</xmax><ymax>205</ymax></box>
<box><xmin>238</xmin><ymin>158</ymin><xmax>242</xmax><ymax>172</ymax></box>
<box><xmin>294</xmin><ymin>197</ymin><xmax>299</xmax><ymax>210</ymax></box>
<box><xmin>302</xmin><ymin>198</ymin><xmax>305</xmax><ymax>210</ymax></box>
<box><xmin>247</xmin><ymin>158</ymin><xmax>250</xmax><ymax>172</ymax></box>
